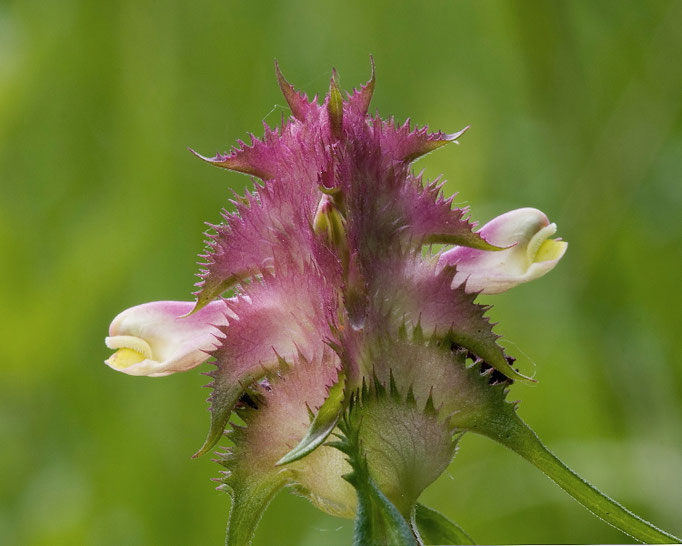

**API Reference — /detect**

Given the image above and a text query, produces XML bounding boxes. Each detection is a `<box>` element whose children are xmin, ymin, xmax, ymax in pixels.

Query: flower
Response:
<box><xmin>102</xmin><ymin>62</ymin><xmax>682</xmax><ymax>546</ymax></box>
<box><xmin>104</xmin><ymin>62</ymin><xmax>568</xmax><ymax>543</ymax></box>
<box><xmin>439</xmin><ymin>207</ymin><xmax>568</xmax><ymax>294</ymax></box>
<box><xmin>105</xmin><ymin>300</ymin><xmax>232</xmax><ymax>377</ymax></box>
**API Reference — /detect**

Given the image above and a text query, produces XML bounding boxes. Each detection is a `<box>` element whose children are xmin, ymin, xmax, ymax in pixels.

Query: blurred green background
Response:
<box><xmin>1</xmin><ymin>0</ymin><xmax>681</xmax><ymax>544</ymax></box>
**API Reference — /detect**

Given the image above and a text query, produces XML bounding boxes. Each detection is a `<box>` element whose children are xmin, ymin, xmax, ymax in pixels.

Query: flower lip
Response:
<box><xmin>105</xmin><ymin>335</ymin><xmax>153</xmax><ymax>359</ymax></box>
<box><xmin>104</xmin><ymin>300</ymin><xmax>232</xmax><ymax>377</ymax></box>
<box><xmin>439</xmin><ymin>207</ymin><xmax>567</xmax><ymax>294</ymax></box>
<box><xmin>526</xmin><ymin>222</ymin><xmax>556</xmax><ymax>263</ymax></box>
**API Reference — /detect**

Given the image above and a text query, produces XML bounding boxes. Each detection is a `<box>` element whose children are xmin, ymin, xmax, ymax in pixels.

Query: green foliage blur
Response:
<box><xmin>1</xmin><ymin>0</ymin><xmax>681</xmax><ymax>544</ymax></box>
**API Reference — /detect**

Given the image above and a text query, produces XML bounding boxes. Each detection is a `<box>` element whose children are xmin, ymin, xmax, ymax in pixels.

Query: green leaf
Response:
<box><xmin>414</xmin><ymin>503</ymin><xmax>475</xmax><ymax>545</ymax></box>
<box><xmin>475</xmin><ymin>408</ymin><xmax>681</xmax><ymax>544</ymax></box>
<box><xmin>352</xmin><ymin>473</ymin><xmax>417</xmax><ymax>546</ymax></box>
<box><xmin>276</xmin><ymin>372</ymin><xmax>346</xmax><ymax>466</ymax></box>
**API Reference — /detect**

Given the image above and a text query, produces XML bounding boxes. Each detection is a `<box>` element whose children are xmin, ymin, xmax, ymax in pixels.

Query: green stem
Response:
<box><xmin>476</xmin><ymin>412</ymin><xmax>680</xmax><ymax>544</ymax></box>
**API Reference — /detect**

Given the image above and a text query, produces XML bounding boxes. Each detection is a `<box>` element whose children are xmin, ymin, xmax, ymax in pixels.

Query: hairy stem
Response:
<box><xmin>475</xmin><ymin>411</ymin><xmax>680</xmax><ymax>544</ymax></box>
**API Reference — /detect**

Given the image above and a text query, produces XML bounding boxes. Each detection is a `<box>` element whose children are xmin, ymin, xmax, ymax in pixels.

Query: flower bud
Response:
<box><xmin>439</xmin><ymin>207</ymin><xmax>567</xmax><ymax>294</ymax></box>
<box><xmin>105</xmin><ymin>300</ymin><xmax>232</xmax><ymax>377</ymax></box>
<box><xmin>314</xmin><ymin>194</ymin><xmax>346</xmax><ymax>244</ymax></box>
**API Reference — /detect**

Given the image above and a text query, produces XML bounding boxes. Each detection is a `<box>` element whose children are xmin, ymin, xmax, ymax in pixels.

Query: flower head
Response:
<box><xmin>105</xmin><ymin>61</ymin><xmax>567</xmax><ymax>543</ymax></box>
